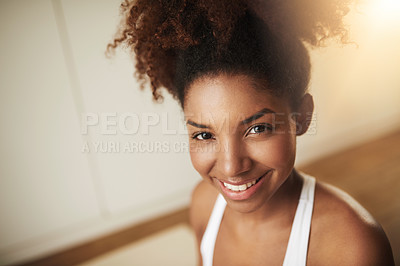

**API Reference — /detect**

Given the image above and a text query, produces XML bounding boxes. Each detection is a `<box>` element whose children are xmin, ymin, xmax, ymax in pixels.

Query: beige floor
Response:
<box><xmin>78</xmin><ymin>224</ymin><xmax>197</xmax><ymax>266</ymax></box>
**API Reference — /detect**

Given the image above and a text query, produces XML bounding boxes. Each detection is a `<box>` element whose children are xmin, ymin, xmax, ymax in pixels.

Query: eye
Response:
<box><xmin>247</xmin><ymin>123</ymin><xmax>273</xmax><ymax>135</ymax></box>
<box><xmin>192</xmin><ymin>132</ymin><xmax>215</xmax><ymax>140</ymax></box>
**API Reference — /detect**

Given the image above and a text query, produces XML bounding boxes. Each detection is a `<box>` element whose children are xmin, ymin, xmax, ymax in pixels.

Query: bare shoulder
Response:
<box><xmin>189</xmin><ymin>180</ymin><xmax>219</xmax><ymax>243</ymax></box>
<box><xmin>309</xmin><ymin>180</ymin><xmax>394</xmax><ymax>265</ymax></box>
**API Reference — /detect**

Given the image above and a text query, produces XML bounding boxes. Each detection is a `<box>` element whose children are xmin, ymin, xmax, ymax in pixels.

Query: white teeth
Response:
<box><xmin>223</xmin><ymin>178</ymin><xmax>259</xmax><ymax>192</ymax></box>
<box><xmin>238</xmin><ymin>184</ymin><xmax>247</xmax><ymax>191</ymax></box>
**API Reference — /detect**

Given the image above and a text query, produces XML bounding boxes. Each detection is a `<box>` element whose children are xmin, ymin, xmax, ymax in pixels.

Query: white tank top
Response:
<box><xmin>200</xmin><ymin>173</ymin><xmax>316</xmax><ymax>266</ymax></box>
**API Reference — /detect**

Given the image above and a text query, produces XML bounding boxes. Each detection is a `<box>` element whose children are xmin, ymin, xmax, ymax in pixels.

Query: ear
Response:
<box><xmin>295</xmin><ymin>93</ymin><xmax>314</xmax><ymax>136</ymax></box>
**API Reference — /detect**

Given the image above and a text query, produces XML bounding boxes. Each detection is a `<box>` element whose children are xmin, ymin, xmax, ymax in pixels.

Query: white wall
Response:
<box><xmin>296</xmin><ymin>1</ymin><xmax>400</xmax><ymax>165</ymax></box>
<box><xmin>0</xmin><ymin>0</ymin><xmax>399</xmax><ymax>265</ymax></box>
<box><xmin>0</xmin><ymin>0</ymin><xmax>199</xmax><ymax>264</ymax></box>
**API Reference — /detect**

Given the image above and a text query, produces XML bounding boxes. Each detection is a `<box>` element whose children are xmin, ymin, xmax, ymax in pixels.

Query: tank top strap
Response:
<box><xmin>282</xmin><ymin>174</ymin><xmax>316</xmax><ymax>266</ymax></box>
<box><xmin>200</xmin><ymin>193</ymin><xmax>226</xmax><ymax>266</ymax></box>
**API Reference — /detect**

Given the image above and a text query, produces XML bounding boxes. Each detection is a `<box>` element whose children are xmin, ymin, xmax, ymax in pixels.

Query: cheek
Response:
<box><xmin>250</xmin><ymin>134</ymin><xmax>296</xmax><ymax>169</ymax></box>
<box><xmin>277</xmin><ymin>136</ymin><xmax>296</xmax><ymax>167</ymax></box>
<box><xmin>189</xmin><ymin>145</ymin><xmax>215</xmax><ymax>178</ymax></box>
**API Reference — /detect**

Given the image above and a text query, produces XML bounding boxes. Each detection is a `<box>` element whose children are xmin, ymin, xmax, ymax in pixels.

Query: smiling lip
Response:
<box><xmin>218</xmin><ymin>170</ymin><xmax>272</xmax><ymax>201</ymax></box>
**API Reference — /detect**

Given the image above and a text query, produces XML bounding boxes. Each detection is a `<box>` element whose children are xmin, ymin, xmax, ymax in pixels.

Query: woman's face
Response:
<box><xmin>184</xmin><ymin>74</ymin><xmax>300</xmax><ymax>213</ymax></box>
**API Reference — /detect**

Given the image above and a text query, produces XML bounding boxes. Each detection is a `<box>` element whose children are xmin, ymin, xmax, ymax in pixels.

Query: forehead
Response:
<box><xmin>183</xmin><ymin>74</ymin><xmax>290</xmax><ymax>123</ymax></box>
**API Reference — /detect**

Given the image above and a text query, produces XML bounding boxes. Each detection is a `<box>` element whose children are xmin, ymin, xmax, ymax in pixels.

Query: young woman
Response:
<box><xmin>108</xmin><ymin>0</ymin><xmax>395</xmax><ymax>265</ymax></box>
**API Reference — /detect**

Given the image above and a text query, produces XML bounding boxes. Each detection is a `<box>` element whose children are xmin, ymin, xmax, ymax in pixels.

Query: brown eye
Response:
<box><xmin>247</xmin><ymin>123</ymin><xmax>273</xmax><ymax>135</ymax></box>
<box><xmin>193</xmin><ymin>132</ymin><xmax>214</xmax><ymax>140</ymax></box>
<box><xmin>253</xmin><ymin>125</ymin><xmax>266</xmax><ymax>133</ymax></box>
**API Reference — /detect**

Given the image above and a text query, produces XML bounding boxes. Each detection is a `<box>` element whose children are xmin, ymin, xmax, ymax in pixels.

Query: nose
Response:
<box><xmin>217</xmin><ymin>138</ymin><xmax>252</xmax><ymax>178</ymax></box>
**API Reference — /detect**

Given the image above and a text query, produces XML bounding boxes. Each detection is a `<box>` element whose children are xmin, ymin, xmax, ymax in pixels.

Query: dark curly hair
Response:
<box><xmin>107</xmin><ymin>0</ymin><xmax>352</xmax><ymax>110</ymax></box>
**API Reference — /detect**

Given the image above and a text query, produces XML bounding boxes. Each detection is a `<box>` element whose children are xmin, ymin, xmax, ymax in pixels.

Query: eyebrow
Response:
<box><xmin>186</xmin><ymin>119</ymin><xmax>209</xmax><ymax>129</ymax></box>
<box><xmin>240</xmin><ymin>108</ymin><xmax>275</xmax><ymax>125</ymax></box>
<box><xmin>186</xmin><ymin>108</ymin><xmax>275</xmax><ymax>129</ymax></box>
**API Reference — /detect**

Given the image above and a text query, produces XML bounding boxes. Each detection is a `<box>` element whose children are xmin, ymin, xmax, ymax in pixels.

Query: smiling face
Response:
<box><xmin>184</xmin><ymin>74</ymin><xmax>306</xmax><ymax>213</ymax></box>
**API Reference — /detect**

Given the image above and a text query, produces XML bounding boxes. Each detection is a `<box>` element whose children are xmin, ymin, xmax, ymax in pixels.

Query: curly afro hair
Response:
<box><xmin>107</xmin><ymin>0</ymin><xmax>352</xmax><ymax>110</ymax></box>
